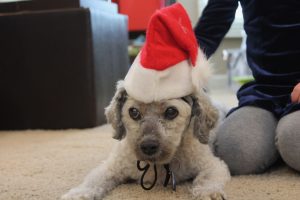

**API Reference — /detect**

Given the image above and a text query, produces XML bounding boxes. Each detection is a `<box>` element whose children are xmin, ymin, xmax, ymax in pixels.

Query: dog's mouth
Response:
<box><xmin>136</xmin><ymin>152</ymin><xmax>170</xmax><ymax>164</ymax></box>
<box><xmin>140</xmin><ymin>156</ymin><xmax>157</xmax><ymax>163</ymax></box>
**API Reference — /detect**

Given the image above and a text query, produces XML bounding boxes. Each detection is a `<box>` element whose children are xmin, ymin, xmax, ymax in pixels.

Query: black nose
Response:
<box><xmin>140</xmin><ymin>140</ymin><xmax>159</xmax><ymax>155</ymax></box>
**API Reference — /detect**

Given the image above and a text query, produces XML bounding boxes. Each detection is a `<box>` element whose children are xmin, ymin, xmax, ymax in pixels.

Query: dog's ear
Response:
<box><xmin>105</xmin><ymin>81</ymin><xmax>127</xmax><ymax>140</ymax></box>
<box><xmin>191</xmin><ymin>94</ymin><xmax>219</xmax><ymax>144</ymax></box>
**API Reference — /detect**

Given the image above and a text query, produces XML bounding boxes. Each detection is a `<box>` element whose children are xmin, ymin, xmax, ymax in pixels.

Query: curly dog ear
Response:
<box><xmin>191</xmin><ymin>93</ymin><xmax>219</xmax><ymax>144</ymax></box>
<box><xmin>105</xmin><ymin>81</ymin><xmax>127</xmax><ymax>140</ymax></box>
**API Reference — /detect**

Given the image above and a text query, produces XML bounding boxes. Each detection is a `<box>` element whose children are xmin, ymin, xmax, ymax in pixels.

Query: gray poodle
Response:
<box><xmin>61</xmin><ymin>80</ymin><xmax>230</xmax><ymax>200</ymax></box>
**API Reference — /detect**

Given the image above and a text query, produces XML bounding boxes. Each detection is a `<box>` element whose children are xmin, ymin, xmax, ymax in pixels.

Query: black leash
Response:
<box><xmin>137</xmin><ymin>160</ymin><xmax>157</xmax><ymax>190</ymax></box>
<box><xmin>137</xmin><ymin>160</ymin><xmax>176</xmax><ymax>191</ymax></box>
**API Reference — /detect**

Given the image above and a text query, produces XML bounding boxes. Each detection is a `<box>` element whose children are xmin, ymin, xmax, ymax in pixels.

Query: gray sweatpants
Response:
<box><xmin>214</xmin><ymin>106</ymin><xmax>300</xmax><ymax>175</ymax></box>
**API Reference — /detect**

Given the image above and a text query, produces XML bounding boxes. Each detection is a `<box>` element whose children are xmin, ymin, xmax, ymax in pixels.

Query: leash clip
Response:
<box><xmin>163</xmin><ymin>164</ymin><xmax>176</xmax><ymax>191</ymax></box>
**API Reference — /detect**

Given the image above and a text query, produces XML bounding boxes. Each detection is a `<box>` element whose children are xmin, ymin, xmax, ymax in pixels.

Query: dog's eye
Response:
<box><xmin>129</xmin><ymin>107</ymin><xmax>142</xmax><ymax>120</ymax></box>
<box><xmin>164</xmin><ymin>107</ymin><xmax>178</xmax><ymax>120</ymax></box>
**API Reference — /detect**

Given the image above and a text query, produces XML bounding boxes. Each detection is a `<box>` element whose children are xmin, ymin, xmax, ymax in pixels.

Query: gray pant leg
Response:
<box><xmin>276</xmin><ymin>111</ymin><xmax>300</xmax><ymax>172</ymax></box>
<box><xmin>214</xmin><ymin>106</ymin><xmax>279</xmax><ymax>175</ymax></box>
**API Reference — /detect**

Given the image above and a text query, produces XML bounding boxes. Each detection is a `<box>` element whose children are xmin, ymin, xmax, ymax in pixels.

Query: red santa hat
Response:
<box><xmin>124</xmin><ymin>3</ymin><xmax>211</xmax><ymax>103</ymax></box>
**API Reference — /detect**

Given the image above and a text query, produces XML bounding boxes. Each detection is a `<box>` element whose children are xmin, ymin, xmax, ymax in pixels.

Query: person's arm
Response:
<box><xmin>194</xmin><ymin>0</ymin><xmax>239</xmax><ymax>58</ymax></box>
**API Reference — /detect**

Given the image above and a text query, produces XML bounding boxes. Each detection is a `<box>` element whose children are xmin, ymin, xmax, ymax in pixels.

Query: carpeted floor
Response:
<box><xmin>1</xmin><ymin>86</ymin><xmax>300</xmax><ymax>200</ymax></box>
<box><xmin>1</xmin><ymin>125</ymin><xmax>300</xmax><ymax>200</ymax></box>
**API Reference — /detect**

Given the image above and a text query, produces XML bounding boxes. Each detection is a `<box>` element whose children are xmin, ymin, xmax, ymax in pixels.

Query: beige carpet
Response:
<box><xmin>1</xmin><ymin>125</ymin><xmax>300</xmax><ymax>200</ymax></box>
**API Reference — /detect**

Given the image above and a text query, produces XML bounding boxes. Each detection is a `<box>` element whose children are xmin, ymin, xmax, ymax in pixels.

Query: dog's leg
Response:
<box><xmin>191</xmin><ymin>148</ymin><xmax>230</xmax><ymax>200</ymax></box>
<box><xmin>61</xmin><ymin>144</ymin><xmax>136</xmax><ymax>200</ymax></box>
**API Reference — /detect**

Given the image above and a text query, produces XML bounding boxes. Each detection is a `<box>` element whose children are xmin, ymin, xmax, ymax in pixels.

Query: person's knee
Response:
<box><xmin>276</xmin><ymin>118</ymin><xmax>300</xmax><ymax>171</ymax></box>
<box><xmin>213</xmin><ymin>107</ymin><xmax>279</xmax><ymax>175</ymax></box>
<box><xmin>214</xmin><ymin>130</ymin><xmax>278</xmax><ymax>175</ymax></box>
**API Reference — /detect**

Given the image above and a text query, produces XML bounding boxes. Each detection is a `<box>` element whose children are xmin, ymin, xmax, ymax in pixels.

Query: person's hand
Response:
<box><xmin>291</xmin><ymin>83</ymin><xmax>300</xmax><ymax>103</ymax></box>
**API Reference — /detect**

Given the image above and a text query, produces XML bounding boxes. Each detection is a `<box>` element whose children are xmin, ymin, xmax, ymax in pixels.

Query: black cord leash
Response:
<box><xmin>137</xmin><ymin>160</ymin><xmax>176</xmax><ymax>191</ymax></box>
<box><xmin>137</xmin><ymin>160</ymin><xmax>157</xmax><ymax>190</ymax></box>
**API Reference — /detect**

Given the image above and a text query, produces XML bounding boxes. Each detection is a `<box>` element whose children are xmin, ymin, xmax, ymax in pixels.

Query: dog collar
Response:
<box><xmin>137</xmin><ymin>160</ymin><xmax>176</xmax><ymax>191</ymax></box>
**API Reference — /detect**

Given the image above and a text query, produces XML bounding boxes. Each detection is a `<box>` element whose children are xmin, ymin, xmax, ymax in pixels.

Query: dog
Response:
<box><xmin>61</xmin><ymin>80</ymin><xmax>230</xmax><ymax>200</ymax></box>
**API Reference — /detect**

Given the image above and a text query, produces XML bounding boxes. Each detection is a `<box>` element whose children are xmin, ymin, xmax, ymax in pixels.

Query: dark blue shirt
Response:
<box><xmin>195</xmin><ymin>0</ymin><xmax>300</xmax><ymax>118</ymax></box>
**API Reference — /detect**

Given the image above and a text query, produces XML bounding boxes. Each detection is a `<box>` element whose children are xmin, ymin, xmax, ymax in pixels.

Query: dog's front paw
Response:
<box><xmin>61</xmin><ymin>186</ymin><xmax>104</xmax><ymax>200</ymax></box>
<box><xmin>191</xmin><ymin>186</ymin><xmax>226</xmax><ymax>200</ymax></box>
<box><xmin>196</xmin><ymin>192</ymin><xmax>226</xmax><ymax>200</ymax></box>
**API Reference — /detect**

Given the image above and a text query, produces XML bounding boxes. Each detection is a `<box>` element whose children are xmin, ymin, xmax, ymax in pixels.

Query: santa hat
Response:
<box><xmin>124</xmin><ymin>3</ymin><xmax>211</xmax><ymax>103</ymax></box>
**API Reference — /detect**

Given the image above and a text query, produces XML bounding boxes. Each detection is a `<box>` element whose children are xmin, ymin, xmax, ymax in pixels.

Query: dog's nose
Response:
<box><xmin>140</xmin><ymin>140</ymin><xmax>159</xmax><ymax>155</ymax></box>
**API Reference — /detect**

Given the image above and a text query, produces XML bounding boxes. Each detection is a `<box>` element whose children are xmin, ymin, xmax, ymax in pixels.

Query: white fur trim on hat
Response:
<box><xmin>124</xmin><ymin>49</ymin><xmax>211</xmax><ymax>103</ymax></box>
<box><xmin>124</xmin><ymin>54</ymin><xmax>192</xmax><ymax>103</ymax></box>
